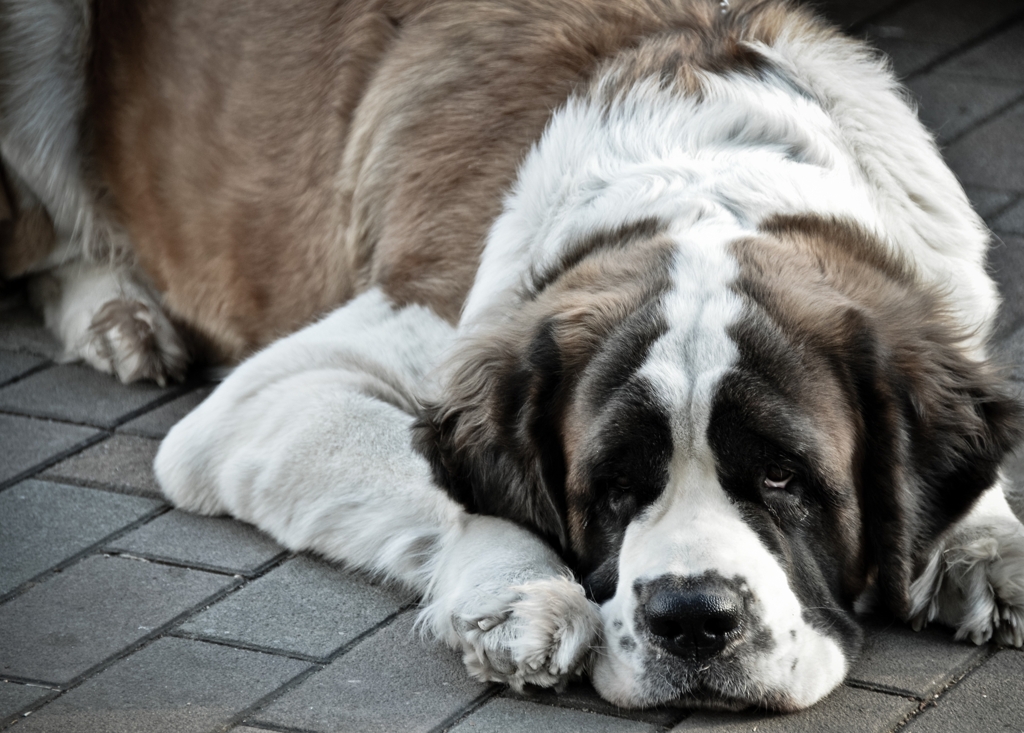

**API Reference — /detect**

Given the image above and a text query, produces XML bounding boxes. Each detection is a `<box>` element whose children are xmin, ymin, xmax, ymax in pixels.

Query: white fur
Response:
<box><xmin>910</xmin><ymin>482</ymin><xmax>1024</xmax><ymax>648</ymax></box>
<box><xmin>30</xmin><ymin>262</ymin><xmax>187</xmax><ymax>385</ymax></box>
<box><xmin>465</xmin><ymin>47</ymin><xmax>992</xmax><ymax>354</ymax></box>
<box><xmin>584</xmin><ymin>217</ymin><xmax>844</xmax><ymax>708</ymax></box>
<box><xmin>156</xmin><ymin>289</ymin><xmax>601</xmax><ymax>688</ymax></box>
<box><xmin>31</xmin><ymin>262</ymin><xmax>185</xmax><ymax>383</ymax></box>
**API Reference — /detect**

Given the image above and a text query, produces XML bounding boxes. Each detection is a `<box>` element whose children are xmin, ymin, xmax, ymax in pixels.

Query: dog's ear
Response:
<box><xmin>414</xmin><ymin>318</ymin><xmax>572</xmax><ymax>551</ymax></box>
<box><xmin>852</xmin><ymin>308</ymin><xmax>1024</xmax><ymax>617</ymax></box>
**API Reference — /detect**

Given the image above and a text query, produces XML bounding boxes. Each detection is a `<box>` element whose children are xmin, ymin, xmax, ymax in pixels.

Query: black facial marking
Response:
<box><xmin>575</xmin><ymin>375</ymin><xmax>672</xmax><ymax>582</ymax></box>
<box><xmin>583</xmin><ymin>557</ymin><xmax>619</xmax><ymax>603</ymax></box>
<box><xmin>706</xmin><ymin>310</ymin><xmax>864</xmax><ymax>660</ymax></box>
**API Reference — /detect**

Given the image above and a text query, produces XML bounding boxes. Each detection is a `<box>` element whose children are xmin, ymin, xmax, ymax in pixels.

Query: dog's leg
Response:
<box><xmin>909</xmin><ymin>480</ymin><xmax>1024</xmax><ymax>647</ymax></box>
<box><xmin>155</xmin><ymin>289</ymin><xmax>600</xmax><ymax>688</ymax></box>
<box><xmin>30</xmin><ymin>261</ymin><xmax>188</xmax><ymax>385</ymax></box>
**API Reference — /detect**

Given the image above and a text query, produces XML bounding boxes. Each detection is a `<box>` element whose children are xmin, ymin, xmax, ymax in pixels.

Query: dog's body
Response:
<box><xmin>4</xmin><ymin>0</ymin><xmax>1024</xmax><ymax>711</ymax></box>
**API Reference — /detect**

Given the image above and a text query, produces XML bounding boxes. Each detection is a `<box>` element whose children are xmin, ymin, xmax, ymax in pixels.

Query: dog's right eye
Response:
<box><xmin>606</xmin><ymin>475</ymin><xmax>637</xmax><ymax>514</ymax></box>
<box><xmin>763</xmin><ymin>464</ymin><xmax>794</xmax><ymax>490</ymax></box>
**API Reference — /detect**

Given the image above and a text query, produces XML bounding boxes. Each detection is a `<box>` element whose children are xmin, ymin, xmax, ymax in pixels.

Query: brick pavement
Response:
<box><xmin>2</xmin><ymin>1</ymin><xmax>1024</xmax><ymax>731</ymax></box>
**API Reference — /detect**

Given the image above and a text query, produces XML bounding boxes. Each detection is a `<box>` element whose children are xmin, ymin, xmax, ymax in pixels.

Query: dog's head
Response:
<box><xmin>415</xmin><ymin>213</ymin><xmax>1022</xmax><ymax>710</ymax></box>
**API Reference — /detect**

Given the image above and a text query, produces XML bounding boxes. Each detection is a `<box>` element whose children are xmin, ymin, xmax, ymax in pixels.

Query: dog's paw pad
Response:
<box><xmin>84</xmin><ymin>298</ymin><xmax>188</xmax><ymax>385</ymax></box>
<box><xmin>456</xmin><ymin>575</ymin><xmax>601</xmax><ymax>689</ymax></box>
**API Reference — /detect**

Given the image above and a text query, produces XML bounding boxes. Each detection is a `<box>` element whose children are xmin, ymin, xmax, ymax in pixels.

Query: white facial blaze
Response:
<box><xmin>505</xmin><ymin>106</ymin><xmax>846</xmax><ymax>704</ymax></box>
<box><xmin>590</xmin><ymin>224</ymin><xmax>847</xmax><ymax>709</ymax></box>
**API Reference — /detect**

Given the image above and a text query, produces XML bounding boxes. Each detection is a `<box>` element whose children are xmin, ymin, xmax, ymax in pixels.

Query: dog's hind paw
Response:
<box><xmin>452</xmin><ymin>575</ymin><xmax>601</xmax><ymax>690</ymax></box>
<box><xmin>909</xmin><ymin>518</ymin><xmax>1024</xmax><ymax>648</ymax></box>
<box><xmin>83</xmin><ymin>298</ymin><xmax>188</xmax><ymax>386</ymax></box>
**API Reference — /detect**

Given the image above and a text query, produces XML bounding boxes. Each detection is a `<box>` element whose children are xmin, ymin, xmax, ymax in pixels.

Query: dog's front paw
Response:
<box><xmin>82</xmin><ymin>298</ymin><xmax>188</xmax><ymax>386</ymax></box>
<box><xmin>909</xmin><ymin>519</ymin><xmax>1024</xmax><ymax>647</ymax></box>
<box><xmin>452</xmin><ymin>575</ymin><xmax>601</xmax><ymax>690</ymax></box>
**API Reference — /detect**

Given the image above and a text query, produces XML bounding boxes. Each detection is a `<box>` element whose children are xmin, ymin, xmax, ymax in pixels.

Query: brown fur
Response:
<box><xmin>89</xmin><ymin>0</ymin><xmax>839</xmax><ymax>361</ymax></box>
<box><xmin>0</xmin><ymin>166</ymin><xmax>57</xmax><ymax>279</ymax></box>
<box><xmin>416</xmin><ymin>222</ymin><xmax>675</xmax><ymax>549</ymax></box>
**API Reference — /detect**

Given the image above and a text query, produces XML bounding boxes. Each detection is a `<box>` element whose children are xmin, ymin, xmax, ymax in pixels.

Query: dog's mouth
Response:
<box><xmin>635</xmin><ymin>666</ymin><xmax>800</xmax><ymax>713</ymax></box>
<box><xmin>643</xmin><ymin>652</ymin><xmax>775</xmax><ymax>709</ymax></box>
<box><xmin>592</xmin><ymin>610</ymin><xmax>815</xmax><ymax>713</ymax></box>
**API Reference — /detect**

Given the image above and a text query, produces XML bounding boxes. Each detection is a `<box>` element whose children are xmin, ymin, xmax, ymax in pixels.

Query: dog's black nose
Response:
<box><xmin>645</xmin><ymin>586</ymin><xmax>743</xmax><ymax>659</ymax></box>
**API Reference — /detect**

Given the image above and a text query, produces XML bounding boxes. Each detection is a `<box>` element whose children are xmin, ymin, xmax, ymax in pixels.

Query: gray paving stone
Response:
<box><xmin>1002</xmin><ymin>444</ymin><xmax>1024</xmax><ymax>523</ymax></box>
<box><xmin>106</xmin><ymin>509</ymin><xmax>285</xmax><ymax>576</ymax></box>
<box><xmin>0</xmin><ymin>681</ymin><xmax>55</xmax><ymax>727</ymax></box>
<box><xmin>873</xmin><ymin>38</ymin><xmax>948</xmax><ymax>78</ymax></box>
<box><xmin>10</xmin><ymin>637</ymin><xmax>309</xmax><ymax>733</ymax></box>
<box><xmin>989</xmin><ymin>234</ymin><xmax>1024</xmax><ymax>360</ymax></box>
<box><xmin>817</xmin><ymin>0</ymin><xmax>900</xmax><ymax>29</ymax></box>
<box><xmin>902</xmin><ymin>650</ymin><xmax>1024</xmax><ymax>733</ymax></box>
<box><xmin>0</xmin><ymin>554</ymin><xmax>234</xmax><ymax>685</ymax></box>
<box><xmin>965</xmin><ymin>187</ymin><xmax>1017</xmax><ymax>219</ymax></box>
<box><xmin>863</xmin><ymin>0</ymin><xmax>1022</xmax><ymax>78</ymax></box>
<box><xmin>846</xmin><ymin>622</ymin><xmax>988</xmax><ymax>699</ymax></box>
<box><xmin>254</xmin><ymin>612</ymin><xmax>488</xmax><ymax>733</ymax></box>
<box><xmin>866</xmin><ymin>0</ymin><xmax>1021</xmax><ymax>45</ymax></box>
<box><xmin>0</xmin><ymin>480</ymin><xmax>162</xmax><ymax>597</ymax></box>
<box><xmin>992</xmin><ymin>198</ymin><xmax>1024</xmax><ymax>233</ymax></box>
<box><xmin>943</xmin><ymin>21</ymin><xmax>1024</xmax><ymax>80</ymax></box>
<box><xmin>908</xmin><ymin>72</ymin><xmax>1023</xmax><ymax>143</ymax></box>
<box><xmin>452</xmin><ymin>698</ymin><xmax>659</xmax><ymax>733</ymax></box>
<box><xmin>118</xmin><ymin>385</ymin><xmax>214</xmax><ymax>439</ymax></box>
<box><xmin>0</xmin><ymin>363</ymin><xmax>178</xmax><ymax>428</ymax></box>
<box><xmin>507</xmin><ymin>681</ymin><xmax>685</xmax><ymax>727</ymax></box>
<box><xmin>0</xmin><ymin>304</ymin><xmax>60</xmax><ymax>359</ymax></box>
<box><xmin>178</xmin><ymin>555</ymin><xmax>408</xmax><ymax>660</ymax></box>
<box><xmin>671</xmin><ymin>685</ymin><xmax>918</xmax><ymax>733</ymax></box>
<box><xmin>41</xmin><ymin>434</ymin><xmax>163</xmax><ymax>498</ymax></box>
<box><xmin>0</xmin><ymin>413</ymin><xmax>100</xmax><ymax>486</ymax></box>
<box><xmin>945</xmin><ymin>100</ymin><xmax>1024</xmax><ymax>190</ymax></box>
<box><xmin>0</xmin><ymin>350</ymin><xmax>46</xmax><ymax>387</ymax></box>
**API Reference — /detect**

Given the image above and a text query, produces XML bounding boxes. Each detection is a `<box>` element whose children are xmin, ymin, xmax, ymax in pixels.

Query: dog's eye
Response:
<box><xmin>763</xmin><ymin>464</ymin><xmax>794</xmax><ymax>490</ymax></box>
<box><xmin>607</xmin><ymin>475</ymin><xmax>636</xmax><ymax>513</ymax></box>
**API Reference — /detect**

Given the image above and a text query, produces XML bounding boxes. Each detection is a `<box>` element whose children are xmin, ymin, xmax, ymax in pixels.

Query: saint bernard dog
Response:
<box><xmin>4</xmin><ymin>0</ymin><xmax>1024</xmax><ymax>712</ymax></box>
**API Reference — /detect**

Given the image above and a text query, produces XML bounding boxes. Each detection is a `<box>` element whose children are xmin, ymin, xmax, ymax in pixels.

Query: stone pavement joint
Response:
<box><xmin>893</xmin><ymin>5</ymin><xmax>1024</xmax><ymax>80</ymax></box>
<box><xmin>175</xmin><ymin>555</ymin><xmax>412</xmax><ymax>661</ymax></box>
<box><xmin>105</xmin><ymin>510</ymin><xmax>288</xmax><ymax>577</ymax></box>
<box><xmin>41</xmin><ymin>434</ymin><xmax>164</xmax><ymax>498</ymax></box>
<box><xmin>0</xmin><ymin>481</ymin><xmax>166</xmax><ymax>603</ymax></box>
<box><xmin>0</xmin><ymin>414</ymin><xmax>106</xmax><ymax>493</ymax></box>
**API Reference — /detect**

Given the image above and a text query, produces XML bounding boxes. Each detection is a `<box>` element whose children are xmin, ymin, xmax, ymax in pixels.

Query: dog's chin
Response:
<box><xmin>590</xmin><ymin>651</ymin><xmax>795</xmax><ymax>712</ymax></box>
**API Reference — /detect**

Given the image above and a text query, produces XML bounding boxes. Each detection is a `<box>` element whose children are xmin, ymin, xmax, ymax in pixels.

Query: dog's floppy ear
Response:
<box><xmin>852</xmin><ymin>308</ymin><xmax>1024</xmax><ymax>617</ymax></box>
<box><xmin>414</xmin><ymin>318</ymin><xmax>571</xmax><ymax>550</ymax></box>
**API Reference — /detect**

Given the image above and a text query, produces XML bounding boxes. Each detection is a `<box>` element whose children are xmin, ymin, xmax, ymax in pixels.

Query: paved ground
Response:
<box><xmin>3</xmin><ymin>1</ymin><xmax>1024</xmax><ymax>731</ymax></box>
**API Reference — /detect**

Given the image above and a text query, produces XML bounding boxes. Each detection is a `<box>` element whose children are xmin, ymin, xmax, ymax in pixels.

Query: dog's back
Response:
<box><xmin>4</xmin><ymin>0</ymin><xmax>853</xmax><ymax>364</ymax></box>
